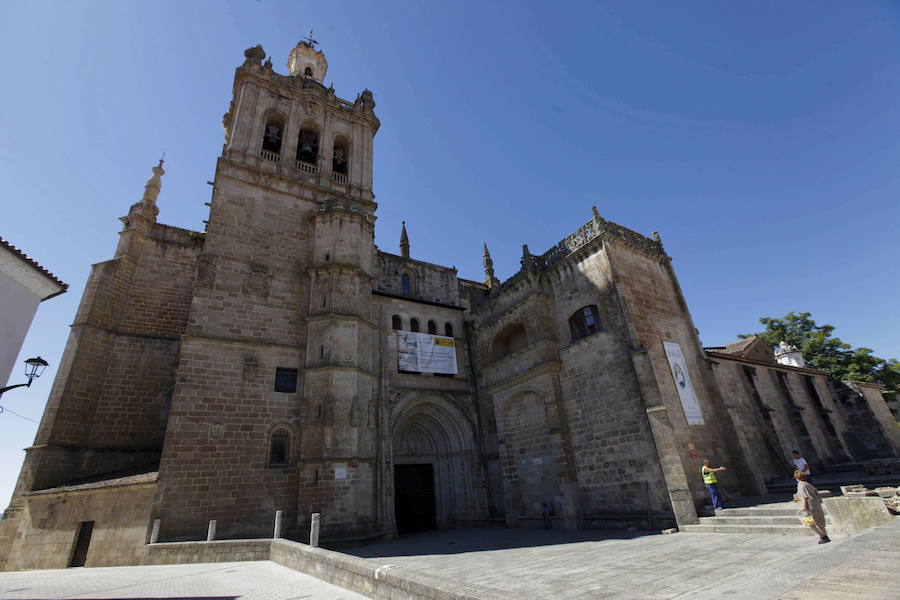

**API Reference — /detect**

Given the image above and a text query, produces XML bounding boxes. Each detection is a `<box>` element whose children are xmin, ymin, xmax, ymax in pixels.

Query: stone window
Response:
<box><xmin>401</xmin><ymin>273</ymin><xmax>411</xmax><ymax>294</ymax></box>
<box><xmin>332</xmin><ymin>136</ymin><xmax>350</xmax><ymax>175</ymax></box>
<box><xmin>296</xmin><ymin>127</ymin><xmax>319</xmax><ymax>165</ymax></box>
<box><xmin>392</xmin><ymin>315</ymin><xmax>402</xmax><ymax>330</ymax></box>
<box><xmin>269</xmin><ymin>429</ymin><xmax>289</xmax><ymax>467</ymax></box>
<box><xmin>427</xmin><ymin>320</ymin><xmax>437</xmax><ymax>335</ymax></box>
<box><xmin>262</xmin><ymin>112</ymin><xmax>286</xmax><ymax>155</ymax></box>
<box><xmin>445</xmin><ymin>322</ymin><xmax>453</xmax><ymax>337</ymax></box>
<box><xmin>304</xmin><ymin>66</ymin><xmax>313</xmax><ymax>77</ymax></box>
<box><xmin>274</xmin><ymin>367</ymin><xmax>298</xmax><ymax>393</ymax></box>
<box><xmin>568</xmin><ymin>305</ymin><xmax>601</xmax><ymax>342</ymax></box>
<box><xmin>410</xmin><ymin>318</ymin><xmax>420</xmax><ymax>333</ymax></box>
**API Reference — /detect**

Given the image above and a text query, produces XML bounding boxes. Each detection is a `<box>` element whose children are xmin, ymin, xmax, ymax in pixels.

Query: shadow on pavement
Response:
<box><xmin>346</xmin><ymin>526</ymin><xmax>650</xmax><ymax>558</ymax></box>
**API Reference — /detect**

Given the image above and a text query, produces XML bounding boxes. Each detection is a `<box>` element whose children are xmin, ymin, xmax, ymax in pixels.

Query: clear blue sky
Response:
<box><xmin>1</xmin><ymin>1</ymin><xmax>899</xmax><ymax>504</ymax></box>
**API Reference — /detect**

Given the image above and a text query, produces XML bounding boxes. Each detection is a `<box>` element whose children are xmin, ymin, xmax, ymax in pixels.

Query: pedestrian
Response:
<box><xmin>701</xmin><ymin>459</ymin><xmax>727</xmax><ymax>511</ymax></box>
<box><xmin>791</xmin><ymin>450</ymin><xmax>811</xmax><ymax>483</ymax></box>
<box><xmin>541</xmin><ymin>502</ymin><xmax>554</xmax><ymax>529</ymax></box>
<box><xmin>795</xmin><ymin>470</ymin><xmax>830</xmax><ymax>544</ymax></box>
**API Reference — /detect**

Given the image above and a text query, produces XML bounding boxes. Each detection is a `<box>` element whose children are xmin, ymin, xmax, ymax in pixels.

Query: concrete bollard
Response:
<box><xmin>310</xmin><ymin>512</ymin><xmax>320</xmax><ymax>547</ymax></box>
<box><xmin>274</xmin><ymin>510</ymin><xmax>283</xmax><ymax>539</ymax></box>
<box><xmin>207</xmin><ymin>519</ymin><xmax>217</xmax><ymax>542</ymax></box>
<box><xmin>149</xmin><ymin>518</ymin><xmax>161</xmax><ymax>544</ymax></box>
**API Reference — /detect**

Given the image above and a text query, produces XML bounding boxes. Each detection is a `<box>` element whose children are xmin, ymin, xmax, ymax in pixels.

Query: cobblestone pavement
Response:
<box><xmin>0</xmin><ymin>560</ymin><xmax>368</xmax><ymax>600</ymax></box>
<box><xmin>349</xmin><ymin>519</ymin><xmax>900</xmax><ymax>600</ymax></box>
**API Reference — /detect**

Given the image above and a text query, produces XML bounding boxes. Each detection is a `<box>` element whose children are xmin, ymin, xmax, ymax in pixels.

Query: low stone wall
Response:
<box><xmin>142</xmin><ymin>539</ymin><xmax>271</xmax><ymax>565</ymax></box>
<box><xmin>823</xmin><ymin>496</ymin><xmax>895</xmax><ymax>535</ymax></box>
<box><xmin>269</xmin><ymin>538</ymin><xmax>517</xmax><ymax>600</ymax></box>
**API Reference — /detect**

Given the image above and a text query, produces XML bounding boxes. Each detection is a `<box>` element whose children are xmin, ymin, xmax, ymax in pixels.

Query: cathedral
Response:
<box><xmin>2</xmin><ymin>39</ymin><xmax>897</xmax><ymax>571</ymax></box>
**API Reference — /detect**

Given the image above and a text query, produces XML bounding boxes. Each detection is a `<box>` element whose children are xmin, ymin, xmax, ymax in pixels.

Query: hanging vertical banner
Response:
<box><xmin>397</xmin><ymin>331</ymin><xmax>458</xmax><ymax>375</ymax></box>
<box><xmin>663</xmin><ymin>341</ymin><xmax>705</xmax><ymax>425</ymax></box>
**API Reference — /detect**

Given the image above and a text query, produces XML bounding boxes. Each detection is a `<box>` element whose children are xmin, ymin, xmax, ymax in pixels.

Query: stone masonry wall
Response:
<box><xmin>606</xmin><ymin>239</ymin><xmax>750</xmax><ymax>501</ymax></box>
<box><xmin>2</xmin><ymin>484</ymin><xmax>155</xmax><ymax>571</ymax></box>
<box><xmin>152</xmin><ymin>338</ymin><xmax>303</xmax><ymax>542</ymax></box>
<box><xmin>549</xmin><ymin>244</ymin><xmax>672</xmax><ymax>517</ymax></box>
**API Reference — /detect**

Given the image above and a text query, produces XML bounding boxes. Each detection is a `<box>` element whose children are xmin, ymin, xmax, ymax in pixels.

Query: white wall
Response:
<box><xmin>0</xmin><ymin>271</ymin><xmax>42</xmax><ymax>387</ymax></box>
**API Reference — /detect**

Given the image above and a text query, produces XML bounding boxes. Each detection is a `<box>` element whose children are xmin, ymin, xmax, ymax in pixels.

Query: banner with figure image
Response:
<box><xmin>663</xmin><ymin>341</ymin><xmax>705</xmax><ymax>425</ymax></box>
<box><xmin>397</xmin><ymin>331</ymin><xmax>458</xmax><ymax>374</ymax></box>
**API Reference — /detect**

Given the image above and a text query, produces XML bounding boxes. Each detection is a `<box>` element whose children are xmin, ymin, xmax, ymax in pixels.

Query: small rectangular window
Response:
<box><xmin>274</xmin><ymin>368</ymin><xmax>298</xmax><ymax>393</ymax></box>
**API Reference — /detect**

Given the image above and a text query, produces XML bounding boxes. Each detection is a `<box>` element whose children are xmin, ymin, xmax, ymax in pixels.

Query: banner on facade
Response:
<box><xmin>662</xmin><ymin>341</ymin><xmax>705</xmax><ymax>425</ymax></box>
<box><xmin>397</xmin><ymin>331</ymin><xmax>458</xmax><ymax>375</ymax></box>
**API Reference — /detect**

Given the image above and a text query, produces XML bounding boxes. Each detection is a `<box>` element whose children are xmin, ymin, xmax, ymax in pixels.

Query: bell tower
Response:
<box><xmin>152</xmin><ymin>39</ymin><xmax>383</xmax><ymax>543</ymax></box>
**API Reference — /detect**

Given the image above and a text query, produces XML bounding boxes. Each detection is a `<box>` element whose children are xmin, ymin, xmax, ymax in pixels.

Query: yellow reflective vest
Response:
<box><xmin>702</xmin><ymin>467</ymin><xmax>717</xmax><ymax>484</ymax></box>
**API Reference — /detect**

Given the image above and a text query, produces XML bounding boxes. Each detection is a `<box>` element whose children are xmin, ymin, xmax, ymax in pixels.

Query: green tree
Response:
<box><xmin>740</xmin><ymin>311</ymin><xmax>900</xmax><ymax>400</ymax></box>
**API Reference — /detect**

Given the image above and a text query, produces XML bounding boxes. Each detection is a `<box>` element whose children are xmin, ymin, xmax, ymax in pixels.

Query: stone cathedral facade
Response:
<box><xmin>2</xmin><ymin>41</ymin><xmax>898</xmax><ymax>571</ymax></box>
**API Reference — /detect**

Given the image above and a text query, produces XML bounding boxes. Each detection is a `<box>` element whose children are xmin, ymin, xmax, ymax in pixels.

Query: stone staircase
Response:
<box><xmin>680</xmin><ymin>503</ymin><xmax>830</xmax><ymax>536</ymax></box>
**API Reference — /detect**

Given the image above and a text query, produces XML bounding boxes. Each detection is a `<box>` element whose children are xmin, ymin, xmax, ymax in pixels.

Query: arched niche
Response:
<box><xmin>489</xmin><ymin>322</ymin><xmax>529</xmax><ymax>362</ymax></box>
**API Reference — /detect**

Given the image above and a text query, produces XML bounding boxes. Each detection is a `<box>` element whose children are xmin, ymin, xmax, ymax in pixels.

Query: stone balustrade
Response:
<box><xmin>260</xmin><ymin>149</ymin><xmax>280</xmax><ymax>163</ymax></box>
<box><xmin>296</xmin><ymin>160</ymin><xmax>318</xmax><ymax>174</ymax></box>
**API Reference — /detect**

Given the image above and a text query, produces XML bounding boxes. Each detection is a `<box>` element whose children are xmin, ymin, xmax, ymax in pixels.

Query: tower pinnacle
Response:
<box><xmin>483</xmin><ymin>243</ymin><xmax>500</xmax><ymax>289</ymax></box>
<box><xmin>400</xmin><ymin>221</ymin><xmax>410</xmax><ymax>259</ymax></box>
<box><xmin>141</xmin><ymin>158</ymin><xmax>165</xmax><ymax>207</ymax></box>
<box><xmin>288</xmin><ymin>33</ymin><xmax>328</xmax><ymax>82</ymax></box>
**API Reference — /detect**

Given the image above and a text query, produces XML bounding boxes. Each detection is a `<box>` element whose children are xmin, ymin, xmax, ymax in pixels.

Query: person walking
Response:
<box><xmin>791</xmin><ymin>450</ymin><xmax>811</xmax><ymax>483</ymax></box>
<box><xmin>701</xmin><ymin>459</ymin><xmax>727</xmax><ymax>511</ymax></box>
<box><xmin>795</xmin><ymin>470</ymin><xmax>830</xmax><ymax>544</ymax></box>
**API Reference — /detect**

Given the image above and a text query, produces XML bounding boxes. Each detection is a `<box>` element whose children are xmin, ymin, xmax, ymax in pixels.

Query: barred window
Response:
<box><xmin>274</xmin><ymin>368</ymin><xmax>298</xmax><ymax>393</ymax></box>
<box><xmin>569</xmin><ymin>305</ymin><xmax>601</xmax><ymax>342</ymax></box>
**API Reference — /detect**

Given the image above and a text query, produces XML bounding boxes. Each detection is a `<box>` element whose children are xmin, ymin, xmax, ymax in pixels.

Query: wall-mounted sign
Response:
<box><xmin>397</xmin><ymin>331</ymin><xmax>458</xmax><ymax>375</ymax></box>
<box><xmin>663</xmin><ymin>341</ymin><xmax>705</xmax><ymax>425</ymax></box>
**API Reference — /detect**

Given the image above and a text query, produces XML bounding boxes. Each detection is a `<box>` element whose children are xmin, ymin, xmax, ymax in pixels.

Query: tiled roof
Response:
<box><xmin>0</xmin><ymin>236</ymin><xmax>68</xmax><ymax>296</ymax></box>
<box><xmin>25</xmin><ymin>471</ymin><xmax>158</xmax><ymax>496</ymax></box>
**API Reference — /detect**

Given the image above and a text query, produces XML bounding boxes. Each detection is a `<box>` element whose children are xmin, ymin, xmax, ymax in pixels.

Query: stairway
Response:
<box><xmin>680</xmin><ymin>502</ymin><xmax>830</xmax><ymax>536</ymax></box>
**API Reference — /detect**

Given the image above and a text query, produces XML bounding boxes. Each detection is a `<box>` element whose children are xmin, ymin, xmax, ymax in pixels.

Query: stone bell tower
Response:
<box><xmin>151</xmin><ymin>38</ymin><xmax>382</xmax><ymax>542</ymax></box>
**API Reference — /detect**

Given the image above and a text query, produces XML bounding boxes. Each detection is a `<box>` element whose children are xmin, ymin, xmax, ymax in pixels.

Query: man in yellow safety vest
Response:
<box><xmin>701</xmin><ymin>459</ymin><xmax>727</xmax><ymax>510</ymax></box>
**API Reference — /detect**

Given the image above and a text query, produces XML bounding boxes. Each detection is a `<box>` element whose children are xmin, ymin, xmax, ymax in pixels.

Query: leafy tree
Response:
<box><xmin>740</xmin><ymin>311</ymin><xmax>900</xmax><ymax>401</ymax></box>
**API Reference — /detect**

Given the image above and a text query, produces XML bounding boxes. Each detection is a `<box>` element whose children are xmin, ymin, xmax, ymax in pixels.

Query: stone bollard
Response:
<box><xmin>274</xmin><ymin>510</ymin><xmax>283</xmax><ymax>539</ymax></box>
<box><xmin>149</xmin><ymin>518</ymin><xmax>161</xmax><ymax>544</ymax></box>
<box><xmin>207</xmin><ymin>520</ymin><xmax>217</xmax><ymax>542</ymax></box>
<box><xmin>310</xmin><ymin>513</ymin><xmax>320</xmax><ymax>548</ymax></box>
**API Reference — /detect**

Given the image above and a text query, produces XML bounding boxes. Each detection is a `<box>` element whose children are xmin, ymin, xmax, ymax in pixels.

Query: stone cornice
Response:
<box><xmin>301</xmin><ymin>364</ymin><xmax>378</xmax><ymax>378</ymax></box>
<box><xmin>306</xmin><ymin>313</ymin><xmax>377</xmax><ymax>330</ymax></box>
<box><xmin>233</xmin><ymin>63</ymin><xmax>380</xmax><ymax>131</ymax></box>
<box><xmin>215</xmin><ymin>156</ymin><xmax>377</xmax><ymax>210</ymax></box>
<box><xmin>485</xmin><ymin>359</ymin><xmax>562</xmax><ymax>395</ymax></box>
<box><xmin>372</xmin><ymin>290</ymin><xmax>465</xmax><ymax>311</ymax></box>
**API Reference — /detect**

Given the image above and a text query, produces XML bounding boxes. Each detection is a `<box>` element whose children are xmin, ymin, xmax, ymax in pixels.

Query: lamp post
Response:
<box><xmin>0</xmin><ymin>357</ymin><xmax>49</xmax><ymax>397</ymax></box>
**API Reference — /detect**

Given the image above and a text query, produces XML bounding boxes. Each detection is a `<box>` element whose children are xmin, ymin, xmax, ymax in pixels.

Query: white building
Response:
<box><xmin>0</xmin><ymin>237</ymin><xmax>67</xmax><ymax>387</ymax></box>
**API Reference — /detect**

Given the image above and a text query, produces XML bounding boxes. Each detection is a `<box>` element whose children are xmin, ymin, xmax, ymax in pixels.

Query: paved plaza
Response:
<box><xmin>0</xmin><ymin>560</ymin><xmax>369</xmax><ymax>600</ymax></box>
<box><xmin>1</xmin><ymin>519</ymin><xmax>897</xmax><ymax>599</ymax></box>
<box><xmin>349</xmin><ymin>519</ymin><xmax>900</xmax><ymax>599</ymax></box>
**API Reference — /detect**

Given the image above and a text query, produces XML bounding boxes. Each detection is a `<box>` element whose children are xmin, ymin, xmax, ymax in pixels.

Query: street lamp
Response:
<box><xmin>0</xmin><ymin>357</ymin><xmax>49</xmax><ymax>397</ymax></box>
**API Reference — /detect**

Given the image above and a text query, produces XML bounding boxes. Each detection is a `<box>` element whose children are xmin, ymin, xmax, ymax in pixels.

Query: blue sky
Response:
<box><xmin>1</xmin><ymin>1</ymin><xmax>898</xmax><ymax>504</ymax></box>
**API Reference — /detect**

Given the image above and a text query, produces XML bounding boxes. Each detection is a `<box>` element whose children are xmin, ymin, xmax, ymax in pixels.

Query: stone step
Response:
<box><xmin>717</xmin><ymin>507</ymin><xmax>801</xmax><ymax>517</ymax></box>
<box><xmin>698</xmin><ymin>515</ymin><xmax>831</xmax><ymax>527</ymax></box>
<box><xmin>681</xmin><ymin>523</ymin><xmax>817</xmax><ymax>536</ymax></box>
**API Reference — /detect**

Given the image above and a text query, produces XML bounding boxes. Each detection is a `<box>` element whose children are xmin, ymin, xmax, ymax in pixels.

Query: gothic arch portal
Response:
<box><xmin>390</xmin><ymin>393</ymin><xmax>483</xmax><ymax>533</ymax></box>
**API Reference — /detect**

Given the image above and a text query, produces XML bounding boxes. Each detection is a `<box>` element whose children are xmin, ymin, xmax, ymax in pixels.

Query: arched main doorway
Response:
<box><xmin>391</xmin><ymin>394</ymin><xmax>482</xmax><ymax>534</ymax></box>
